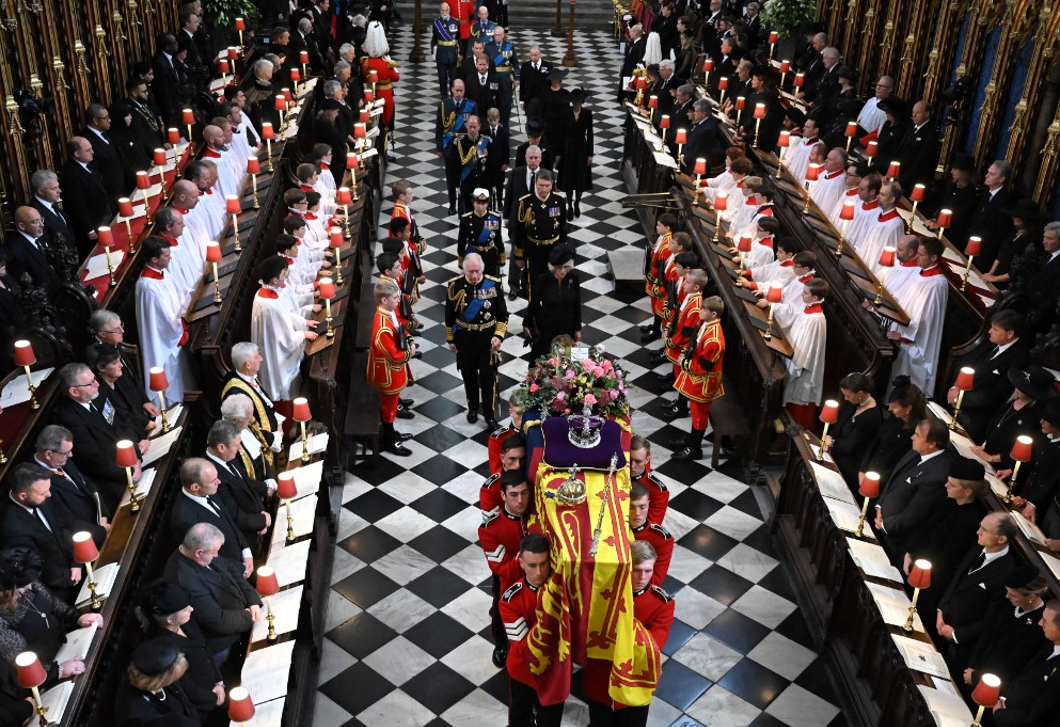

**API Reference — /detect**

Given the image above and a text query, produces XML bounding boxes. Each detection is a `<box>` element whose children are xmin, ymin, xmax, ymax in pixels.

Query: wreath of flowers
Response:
<box><xmin>518</xmin><ymin>343</ymin><xmax>631</xmax><ymax>418</ymax></box>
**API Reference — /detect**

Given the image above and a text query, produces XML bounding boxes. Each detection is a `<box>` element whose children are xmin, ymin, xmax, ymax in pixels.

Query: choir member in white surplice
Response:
<box><xmin>827</xmin><ymin>160</ymin><xmax>868</xmax><ymax>224</ymax></box>
<box><xmin>729</xmin><ymin>216</ymin><xmax>779</xmax><ymax>270</ymax></box>
<box><xmin>170</xmin><ymin>180</ymin><xmax>211</xmax><ymax>261</ymax></box>
<box><xmin>184</xmin><ymin>161</ymin><xmax>225</xmax><ymax>238</ymax></box>
<box><xmin>701</xmin><ymin>154</ymin><xmax>751</xmax><ymax>204</ymax></box>
<box><xmin>153</xmin><ymin>206</ymin><xmax>202</xmax><ymax>309</ymax></box>
<box><xmin>887</xmin><ymin>236</ymin><xmax>950</xmax><ymax>395</ymax></box>
<box><xmin>741</xmin><ymin>238</ymin><xmax>797</xmax><ymax>291</ymax></box>
<box><xmin>879</xmin><ymin>235</ymin><xmax>923</xmax><ymax>301</ymax></box>
<box><xmin>251</xmin><ymin>256</ymin><xmax>320</xmax><ymax>402</ymax></box>
<box><xmin>134</xmin><ymin>237</ymin><xmax>189</xmax><ymax>405</ymax></box>
<box><xmin>201</xmin><ymin>124</ymin><xmax>242</xmax><ymax>199</ymax></box>
<box><xmin>809</xmin><ymin>148</ymin><xmax>848</xmax><ymax>217</ymax></box>
<box><xmin>855</xmin><ymin>181</ymin><xmax>906</xmax><ymax>275</ymax></box>
<box><xmin>785</xmin><ymin>119</ymin><xmax>823</xmax><ymax>186</ymax></box>
<box><xmin>774</xmin><ymin>279</ymin><xmax>829</xmax><ymax>430</ymax></box>
<box><xmin>839</xmin><ymin>173</ymin><xmax>884</xmax><ymax>252</ymax></box>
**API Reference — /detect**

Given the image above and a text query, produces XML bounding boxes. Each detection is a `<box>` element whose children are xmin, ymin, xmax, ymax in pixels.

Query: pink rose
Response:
<box><xmin>565</xmin><ymin>369</ymin><xmax>576</xmax><ymax>379</ymax></box>
<box><xmin>530</xmin><ymin>384</ymin><xmax>539</xmax><ymax>392</ymax></box>
<box><xmin>549</xmin><ymin>358</ymin><xmax>558</xmax><ymax>366</ymax></box>
<box><xmin>556</xmin><ymin>391</ymin><xmax>566</xmax><ymax>401</ymax></box>
<box><xmin>583</xmin><ymin>394</ymin><xmax>597</xmax><ymax>405</ymax></box>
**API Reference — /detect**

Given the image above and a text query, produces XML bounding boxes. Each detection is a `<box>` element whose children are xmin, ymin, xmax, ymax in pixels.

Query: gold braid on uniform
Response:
<box><xmin>440</xmin><ymin>102</ymin><xmax>456</xmax><ymax>132</ymax></box>
<box><xmin>518</xmin><ymin>197</ymin><xmax>533</xmax><ymax>224</ymax></box>
<box><xmin>458</xmin><ymin>139</ymin><xmax>480</xmax><ymax>166</ymax></box>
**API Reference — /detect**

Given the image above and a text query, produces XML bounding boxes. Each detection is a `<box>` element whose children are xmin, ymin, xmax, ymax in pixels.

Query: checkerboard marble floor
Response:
<box><xmin>315</xmin><ymin>27</ymin><xmax>847</xmax><ymax>727</ymax></box>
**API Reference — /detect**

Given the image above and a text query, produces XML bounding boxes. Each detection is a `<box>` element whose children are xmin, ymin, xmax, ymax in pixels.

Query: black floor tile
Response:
<box><xmin>728</xmin><ymin>487</ymin><xmax>765</xmax><ymax>519</ymax></box>
<box><xmin>794</xmin><ymin>657</ymin><xmax>840</xmax><ymax>705</ymax></box>
<box><xmin>414</xmin><ymin>396</ymin><xmax>466</xmax><ymax>422</ymax></box>
<box><xmin>345</xmin><ymin>488</ymin><xmax>405</xmax><ymax>521</ymax></box>
<box><xmin>406</xmin><ymin>565</ymin><xmax>474</xmax><ymax>608</ymax></box>
<box><xmin>678</xmin><ymin>525</ymin><xmax>739</xmax><ymax>563</ymax></box>
<box><xmin>655</xmin><ymin>457</ymin><xmax>713</xmax><ymax>484</ymax></box>
<box><xmin>479</xmin><ymin>669</ymin><xmax>510</xmax><ymax>704</ymax></box>
<box><xmin>667</xmin><ymin>490</ymin><xmax>725</xmax><ymax>523</ymax></box>
<box><xmin>410</xmin><ymin>488</ymin><xmax>470</xmax><ymax>521</ymax></box>
<box><xmin>654</xmin><ymin>659</ymin><xmax>712</xmax><ymax>712</ymax></box>
<box><xmin>403</xmin><ymin>611</ymin><xmax>475</xmax><ymax>659</ymax></box>
<box><xmin>327</xmin><ymin>613</ymin><xmax>400</xmax><ymax>660</ymax></box>
<box><xmin>415</xmin><ymin>423</ymin><xmax>468</xmax><ymax>452</ymax></box>
<box><xmin>414</xmin><ymin>370</ymin><xmax>465</xmax><ymax>395</ymax></box>
<box><xmin>401</xmin><ymin>661</ymin><xmax>477</xmax><ymax>714</ymax></box>
<box><xmin>717</xmin><ymin>658</ymin><xmax>789</xmax><ymax>710</ymax></box>
<box><xmin>348</xmin><ymin>455</ymin><xmax>407</xmax><ymax>486</ymax></box>
<box><xmin>418</xmin><ymin>345</ymin><xmax>455</xmax><ymax>370</ymax></box>
<box><xmin>775</xmin><ymin>610</ymin><xmax>816</xmax><ymax>651</ymax></box>
<box><xmin>757</xmin><ymin>563</ymin><xmax>797</xmax><ymax>602</ymax></box>
<box><xmin>662</xmin><ymin>619</ymin><xmax>697</xmax><ymax>656</ymax></box>
<box><xmin>687</xmin><ymin>566</ymin><xmax>755</xmax><ymax>607</ymax></box>
<box><xmin>408</xmin><ymin>525</ymin><xmax>473</xmax><ymax>563</ymax></box>
<box><xmin>337</xmin><ymin>525</ymin><xmax>403</xmax><ymax>564</ymax></box>
<box><xmin>704</xmin><ymin>609</ymin><xmax>771</xmax><ymax>654</ymax></box>
<box><xmin>320</xmin><ymin>661</ymin><xmax>395</xmax><ymax>715</ymax></box>
<box><xmin>749</xmin><ymin>712</ymin><xmax>789</xmax><ymax>726</ymax></box>
<box><xmin>332</xmin><ymin>566</ymin><xmax>401</xmax><ymax>609</ymax></box>
<box><xmin>412</xmin><ymin>454</ymin><xmax>473</xmax><ymax>485</ymax></box>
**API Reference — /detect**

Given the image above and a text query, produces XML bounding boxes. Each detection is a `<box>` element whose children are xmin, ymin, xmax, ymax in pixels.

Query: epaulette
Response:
<box><xmin>553</xmin><ymin>190</ymin><xmax>567</xmax><ymax>197</ymax></box>
<box><xmin>481</xmin><ymin>509</ymin><xmax>499</xmax><ymax>526</ymax></box>
<box><xmin>481</xmin><ymin>472</ymin><xmax>502</xmax><ymax>488</ymax></box>
<box><xmin>649</xmin><ymin>523</ymin><xmax>673</xmax><ymax>539</ymax></box>
<box><xmin>644</xmin><ymin>472</ymin><xmax>668</xmax><ymax>490</ymax></box>
<box><xmin>447</xmin><ymin>273</ymin><xmax>466</xmax><ymax>285</ymax></box>
<box><xmin>461</xmin><ymin>211</ymin><xmax>474</xmax><ymax>218</ymax></box>
<box><xmin>485</xmin><ymin>274</ymin><xmax>502</xmax><ymax>282</ymax></box>
<box><xmin>502</xmin><ymin>580</ymin><xmax>524</xmax><ymax>601</ymax></box>
<box><xmin>651</xmin><ymin>584</ymin><xmax>674</xmax><ymax>602</ymax></box>
<box><xmin>518</xmin><ymin>192</ymin><xmax>532</xmax><ymax>202</ymax></box>
<box><xmin>490</xmin><ymin>425</ymin><xmax>511</xmax><ymax>438</ymax></box>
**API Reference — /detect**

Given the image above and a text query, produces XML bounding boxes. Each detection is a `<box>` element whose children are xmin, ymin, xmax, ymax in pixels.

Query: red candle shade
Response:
<box><xmin>153</xmin><ymin>148</ymin><xmax>167</xmax><ymax>166</ymax></box>
<box><xmin>971</xmin><ymin>674</ymin><xmax>1001</xmax><ymax>707</ymax></box>
<box><xmin>675</xmin><ymin>128</ymin><xmax>687</xmax><ymax>145</ymax></box>
<box><xmin>844</xmin><ymin>121</ymin><xmax>857</xmax><ymax>137</ymax></box>
<box><xmin>1010</xmin><ymin>435</ymin><xmax>1034</xmax><ymax>463</ymax></box>
<box><xmin>806</xmin><ymin>163</ymin><xmax>821</xmax><ymax>181</ymax></box>
<box><xmin>149</xmin><ymin>366</ymin><xmax>168</xmax><ymax>392</ymax></box>
<box><xmin>290</xmin><ymin>68</ymin><xmax>301</xmax><ymax>83</ymax></box>
<box><xmin>878</xmin><ymin>246</ymin><xmax>896</xmax><ymax>267</ymax></box>
<box><xmin>115</xmin><ymin>439</ymin><xmax>138</xmax><ymax>468</ymax></box>
<box><xmin>886</xmin><ymin>161</ymin><xmax>901</xmax><ymax>179</ymax></box>
<box><xmin>794</xmin><ymin>73</ymin><xmax>804</xmax><ymax>87</ymax></box>
<box><xmin>965</xmin><ymin>236</ymin><xmax>982</xmax><ymax>256</ymax></box>
<box><xmin>718</xmin><ymin>77</ymin><xmax>728</xmax><ymax>91</ymax></box>
<box><xmin>228</xmin><ymin>687</ymin><xmax>255</xmax><ymax>723</ymax></box>
<box><xmin>300</xmin><ymin>50</ymin><xmax>309</xmax><ymax>64</ymax></box>
<box><xmin>219</xmin><ymin>59</ymin><xmax>230</xmax><ymax>74</ymax></box>
<box><xmin>694</xmin><ymin>158</ymin><xmax>707</xmax><ymax>175</ymax></box>
<box><xmin>954</xmin><ymin>367</ymin><xmax>975</xmax><ymax>391</ymax></box>
<box><xmin>97</xmin><ymin>226</ymin><xmax>114</xmax><ymax>247</ymax></box>
<box><xmin>635</xmin><ymin>77</ymin><xmax>647</xmax><ymax>91</ymax></box>
<box><xmin>118</xmin><ymin>198</ymin><xmax>134</xmax><ymax>218</ymax></box>
<box><xmin>347</xmin><ymin>152</ymin><xmax>359</xmax><ymax>170</ymax></box>
<box><xmin>735</xmin><ymin>96</ymin><xmax>746</xmax><ymax>111</ymax></box>
<box><xmin>274</xmin><ymin>95</ymin><xmax>287</xmax><ymax>111</ymax></box>
<box><xmin>908</xmin><ymin>560</ymin><xmax>932</xmax><ymax>589</ymax></box>
<box><xmin>336</xmin><ymin>188</ymin><xmax>352</xmax><ymax>206</ymax></box>
<box><xmin>281</xmin><ymin>88</ymin><xmax>292</xmax><ymax>103</ymax></box>
<box><xmin>754</xmin><ymin>103</ymin><xmax>766</xmax><ymax>119</ymax></box>
<box><xmin>648</xmin><ymin>95</ymin><xmax>658</xmax><ymax>109</ymax></box>
<box><xmin>714</xmin><ymin>190</ymin><xmax>728</xmax><ymax>211</ymax></box>
<box><xmin>13</xmin><ymin>340</ymin><xmax>35</xmax><ymax>367</ymax></box>
<box><xmin>910</xmin><ymin>183</ymin><xmax>926</xmax><ymax>203</ymax></box>
<box><xmin>369</xmin><ymin>70</ymin><xmax>379</xmax><ymax>83</ymax></box>
<box><xmin>703</xmin><ymin>59</ymin><xmax>714</xmax><ymax>73</ymax></box>
<box><xmin>779</xmin><ymin>60</ymin><xmax>790</xmax><ymax>74</ymax></box>
<box><xmin>859</xmin><ymin>472</ymin><xmax>881</xmax><ymax>498</ymax></box>
<box><xmin>737</xmin><ymin>235</ymin><xmax>753</xmax><ymax>253</ymax></box>
<box><xmin>766</xmin><ymin>282</ymin><xmax>783</xmax><ymax>304</ymax></box>
<box><xmin>228</xmin><ymin>47</ymin><xmax>238</xmax><ymax>60</ymax></box>
<box><xmin>354</xmin><ymin>123</ymin><xmax>366</xmax><ymax>139</ymax></box>
<box><xmin>256</xmin><ymin>566</ymin><xmax>279</xmax><ymax>597</ymax></box>
<box><xmin>330</xmin><ymin>227</ymin><xmax>344</xmax><ymax>247</ymax></box>
<box><xmin>936</xmin><ymin>209</ymin><xmax>953</xmax><ymax>228</ymax></box>
<box><xmin>277</xmin><ymin>471</ymin><xmax>298</xmax><ymax>500</ymax></box>
<box><xmin>247</xmin><ymin>158</ymin><xmax>260</xmax><ymax>175</ymax></box>
<box><xmin>364</xmin><ymin>89</ymin><xmax>376</xmax><ymax>103</ymax></box>
<box><xmin>234</xmin><ymin>17</ymin><xmax>245</xmax><ymax>31</ymax></box>
<box><xmin>319</xmin><ymin>278</ymin><xmax>335</xmax><ymax>299</ymax></box>
<box><xmin>820</xmin><ymin>399</ymin><xmax>840</xmax><ymax>424</ymax></box>
<box><xmin>72</xmin><ymin>531</ymin><xmax>99</xmax><ymax>563</ymax></box>
<box><xmin>359</xmin><ymin>109</ymin><xmax>370</xmax><ymax>123</ymax></box>
<box><xmin>14</xmin><ymin>653</ymin><xmax>46</xmax><ymax>689</ymax></box>
<box><xmin>865</xmin><ymin>140</ymin><xmax>878</xmax><ymax>158</ymax></box>
<box><xmin>182</xmin><ymin>108</ymin><xmax>194</xmax><ymax>125</ymax></box>
<box><xmin>168</xmin><ymin>128</ymin><xmax>180</xmax><ymax>145</ymax></box>
<box><xmin>778</xmin><ymin>130</ymin><xmax>790</xmax><ymax>147</ymax></box>
<box><xmin>261</xmin><ymin>122</ymin><xmax>275</xmax><ymax>140</ymax></box>
<box><xmin>840</xmin><ymin>200</ymin><xmax>856</xmax><ymax>221</ymax></box>
<box><xmin>292</xmin><ymin>397</ymin><xmax>311</xmax><ymax>422</ymax></box>
<box><xmin>136</xmin><ymin>171</ymin><xmax>150</xmax><ymax>189</ymax></box>
<box><xmin>206</xmin><ymin>241</ymin><xmax>222</xmax><ymax>263</ymax></box>
<box><xmin>226</xmin><ymin>196</ymin><xmax>241</xmax><ymax>215</ymax></box>
<box><xmin>660</xmin><ymin>115</ymin><xmax>670</xmax><ymax>129</ymax></box>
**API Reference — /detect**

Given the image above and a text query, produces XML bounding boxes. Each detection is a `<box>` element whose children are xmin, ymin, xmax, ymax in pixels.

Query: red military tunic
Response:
<box><xmin>479</xmin><ymin>471</ymin><xmax>502</xmax><ymax>515</ymax></box>
<box><xmin>479</xmin><ymin>507</ymin><xmax>526</xmax><ymax>588</ymax></box>
<box><xmin>452</xmin><ymin>0</ymin><xmax>473</xmax><ymax>42</ymax></box>
<box><xmin>664</xmin><ymin>290</ymin><xmax>702</xmax><ymax>366</ymax></box>
<box><xmin>645</xmin><ymin>232</ymin><xmax>672</xmax><ymax>317</ymax></box>
<box><xmin>367</xmin><ymin>308</ymin><xmax>411</xmax><ymax>395</ymax></box>
<box><xmin>633</xmin><ymin>469</ymin><xmax>670</xmax><ymax>536</ymax></box>
<box><xmin>675</xmin><ymin>318</ymin><xmax>725</xmax><ymax>404</ymax></box>
<box><xmin>632</xmin><ymin>522</ymin><xmax>674</xmax><ymax>588</ymax></box>
<box><xmin>499</xmin><ymin>577</ymin><xmax>543</xmax><ymax>688</ymax></box>
<box><xmin>362</xmin><ymin>56</ymin><xmax>401</xmax><ymax>126</ymax></box>
<box><xmin>487</xmin><ymin>423</ymin><xmax>517</xmax><ymax>475</ymax></box>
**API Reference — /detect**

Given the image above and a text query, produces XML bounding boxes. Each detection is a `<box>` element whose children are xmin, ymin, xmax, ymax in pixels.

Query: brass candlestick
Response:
<box><xmin>285</xmin><ymin>497</ymin><xmax>295</xmax><ymax>543</ymax></box>
<box><xmin>265</xmin><ymin>595</ymin><xmax>278</xmax><ymax>640</ymax></box>
<box><xmin>299</xmin><ymin>420</ymin><xmax>310</xmax><ymax>464</ymax></box>
<box><xmin>83</xmin><ymin>560</ymin><xmax>102</xmax><ymax>610</ymax></box>
<box><xmin>325</xmin><ymin>297</ymin><xmax>334</xmax><ymax>338</ymax></box>
<box><xmin>23</xmin><ymin>365</ymin><xmax>38</xmax><ymax>409</ymax></box>
<box><xmin>157</xmin><ymin>391</ymin><xmax>171</xmax><ymax>432</ymax></box>
<box><xmin>124</xmin><ymin>465</ymin><xmax>141</xmax><ymax>512</ymax></box>
<box><xmin>764</xmin><ymin>303</ymin><xmax>776</xmax><ymax>340</ymax></box>
<box><xmin>251</xmin><ymin>173</ymin><xmax>260</xmax><ymax>209</ymax></box>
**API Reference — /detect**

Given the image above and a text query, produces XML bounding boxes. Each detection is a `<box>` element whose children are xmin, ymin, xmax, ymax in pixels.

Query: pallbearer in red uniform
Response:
<box><xmin>641</xmin><ymin>213</ymin><xmax>676</xmax><ymax>343</ymax></box>
<box><xmin>630</xmin><ymin>435</ymin><xmax>669</xmax><ymax>525</ymax></box>
<box><xmin>367</xmin><ymin>280</ymin><xmax>417</xmax><ymax>457</ymax></box>
<box><xmin>673</xmin><ymin>295</ymin><xmax>726</xmax><ymax>460</ymax></box>
<box><xmin>500</xmin><ymin>534</ymin><xmax>563</xmax><ymax>727</ymax></box>
<box><xmin>582</xmin><ymin>541</ymin><xmax>674</xmax><ymax>726</ymax></box>
<box><xmin>659</xmin><ymin>268</ymin><xmax>705</xmax><ymax>421</ymax></box>
<box><xmin>480</xmin><ymin>433</ymin><xmax>526</xmax><ymax>516</ymax></box>
<box><xmin>479</xmin><ymin>472</ymin><xmax>530</xmax><ymax>667</ymax></box>
<box><xmin>629</xmin><ymin>482</ymin><xmax>674</xmax><ymax>587</ymax></box>
<box><xmin>487</xmin><ymin>393</ymin><xmax>525</xmax><ymax>474</ymax></box>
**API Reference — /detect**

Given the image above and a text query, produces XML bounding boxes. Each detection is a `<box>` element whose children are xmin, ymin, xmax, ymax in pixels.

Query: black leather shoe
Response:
<box><xmin>641</xmin><ymin>330</ymin><xmax>662</xmax><ymax>343</ymax></box>
<box><xmin>508</xmin><ymin>287</ymin><xmax>519</xmax><ymax>301</ymax></box>
<box><xmin>672</xmin><ymin>446</ymin><xmax>703</xmax><ymax>460</ymax></box>
<box><xmin>492</xmin><ymin>647</ymin><xmax>507</xmax><ymax>668</ymax></box>
<box><xmin>413</xmin><ymin>351</ymin><xmax>423</xmax><ymax>359</ymax></box>
<box><xmin>415</xmin><ymin>321</ymin><xmax>425</xmax><ymax>330</ymax></box>
<box><xmin>384</xmin><ymin>441</ymin><xmax>412</xmax><ymax>456</ymax></box>
<box><xmin>399</xmin><ymin>398</ymin><xmax>413</xmax><ymax>408</ymax></box>
<box><xmin>467</xmin><ymin>410</ymin><xmax>479</xmax><ymax>424</ymax></box>
<box><xmin>396</xmin><ymin>408</ymin><xmax>415</xmax><ymax>420</ymax></box>
<box><xmin>659</xmin><ymin>404</ymin><xmax>686</xmax><ymax>421</ymax></box>
<box><xmin>485</xmin><ymin>417</ymin><xmax>499</xmax><ymax>431</ymax></box>
<box><xmin>639</xmin><ymin>324</ymin><xmax>654</xmax><ymax>334</ymax></box>
<box><xmin>448</xmin><ymin>204</ymin><xmax>456</xmax><ymax>215</ymax></box>
<box><xmin>394</xmin><ymin>431</ymin><xmax>413</xmax><ymax>442</ymax></box>
<box><xmin>574</xmin><ymin>201</ymin><xmax>581</xmax><ymax>218</ymax></box>
<box><xmin>649</xmin><ymin>352</ymin><xmax>667</xmax><ymax>365</ymax></box>
<box><xmin>567</xmin><ymin>207</ymin><xmax>574</xmax><ymax>221</ymax></box>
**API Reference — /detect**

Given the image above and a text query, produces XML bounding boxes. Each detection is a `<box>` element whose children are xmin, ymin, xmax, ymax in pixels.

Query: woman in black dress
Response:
<box><xmin>114</xmin><ymin>638</ymin><xmax>200</xmax><ymax>727</ymax></box>
<box><xmin>905</xmin><ymin>457</ymin><xmax>989</xmax><ymax>579</ymax></box>
<box><xmin>522</xmin><ymin>244</ymin><xmax>582</xmax><ymax>365</ymax></box>
<box><xmin>537</xmin><ymin>68</ymin><xmax>571</xmax><ymax>154</ymax></box>
<box><xmin>672</xmin><ymin>30</ymin><xmax>697</xmax><ymax>82</ymax></box>
<box><xmin>971</xmin><ymin>366</ymin><xmax>1054</xmax><ymax>473</ymax></box>
<box><xmin>136</xmin><ymin>581</ymin><xmax>223</xmax><ymax>722</ymax></box>
<box><xmin>858</xmin><ymin>376</ymin><xmax>927</xmax><ymax>485</ymax></box>
<box><xmin>982</xmin><ymin>200</ymin><xmax>1045</xmax><ymax>290</ymax></box>
<box><xmin>87</xmin><ymin>343</ymin><xmax>156</xmax><ymax>438</ymax></box>
<box><xmin>823</xmin><ymin>372</ymin><xmax>882</xmax><ymax>488</ymax></box>
<box><xmin>556</xmin><ymin>89</ymin><xmax>594</xmax><ymax>219</ymax></box>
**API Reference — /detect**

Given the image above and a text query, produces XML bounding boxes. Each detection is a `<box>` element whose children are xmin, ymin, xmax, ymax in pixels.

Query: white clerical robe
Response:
<box><xmin>701</xmin><ymin>169</ymin><xmax>739</xmax><ymax>204</ymax></box>
<box><xmin>316</xmin><ymin>164</ymin><xmax>337</xmax><ymax>197</ymax></box>
<box><xmin>748</xmin><ymin>258</ymin><xmax>796</xmax><ymax>289</ymax></box>
<box><xmin>194</xmin><ymin>188</ymin><xmax>225</xmax><ymax>239</ymax></box>
<box><xmin>810</xmin><ymin>169</ymin><xmax>846</xmax><ymax>217</ymax></box>
<box><xmin>890</xmin><ymin>266</ymin><xmax>949</xmax><ymax>394</ymax></box>
<box><xmin>135</xmin><ymin>270</ymin><xmax>186</xmax><ymax>405</ymax></box>
<box><xmin>857</xmin><ymin>97</ymin><xmax>886</xmax><ymax>135</ymax></box>
<box><xmin>163</xmin><ymin>235</ymin><xmax>203</xmax><ymax>309</ymax></box>
<box><xmin>881</xmin><ymin>260</ymin><xmax>922</xmax><ymax>301</ymax></box>
<box><xmin>727</xmin><ymin>194</ymin><xmax>762</xmax><ymax>238</ymax></box>
<box><xmin>786</xmin><ymin>136</ymin><xmax>818</xmax><ymax>186</ymax></box>
<box><xmin>775</xmin><ymin>303</ymin><xmax>827</xmax><ymax>406</ymax></box>
<box><xmin>252</xmin><ymin>288</ymin><xmax>308</xmax><ymax>400</ymax></box>
<box><xmin>843</xmin><ymin>200</ymin><xmax>881</xmax><ymax>252</ymax></box>
<box><xmin>779</xmin><ymin>131</ymin><xmax>803</xmax><ymax>164</ymax></box>
<box><xmin>180</xmin><ymin>205</ymin><xmax>213</xmax><ymax>261</ymax></box>
<box><xmin>855</xmin><ymin>209</ymin><xmax>905</xmax><ymax>274</ymax></box>
<box><xmin>828</xmin><ymin>187</ymin><xmax>860</xmax><ymax>226</ymax></box>
<box><xmin>781</xmin><ymin>272</ymin><xmax>814</xmax><ymax>306</ymax></box>
<box><xmin>743</xmin><ymin>237</ymin><xmax>775</xmax><ymax>270</ymax></box>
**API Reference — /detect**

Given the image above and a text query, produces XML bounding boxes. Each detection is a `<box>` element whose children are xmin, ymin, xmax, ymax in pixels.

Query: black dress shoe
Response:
<box><xmin>492</xmin><ymin>647</ymin><xmax>507</xmax><ymax>668</ymax></box>
<box><xmin>639</xmin><ymin>324</ymin><xmax>654</xmax><ymax>334</ymax></box>
<box><xmin>384</xmin><ymin>441</ymin><xmax>413</xmax><ymax>456</ymax></box>
<box><xmin>448</xmin><ymin>204</ymin><xmax>457</xmax><ymax>215</ymax></box>
<box><xmin>574</xmin><ymin>201</ymin><xmax>581</xmax><ymax>218</ymax></box>
<box><xmin>656</xmin><ymin>372</ymin><xmax>676</xmax><ymax>384</ymax></box>
<box><xmin>399</xmin><ymin>398</ymin><xmax>413</xmax><ymax>408</ymax></box>
<box><xmin>396</xmin><ymin>408</ymin><xmax>415</xmax><ymax>420</ymax></box>
<box><xmin>467</xmin><ymin>410</ymin><xmax>479</xmax><ymax>424</ymax></box>
<box><xmin>672</xmin><ymin>446</ymin><xmax>703</xmax><ymax>460</ymax></box>
<box><xmin>485</xmin><ymin>417</ymin><xmax>499</xmax><ymax>431</ymax></box>
<box><xmin>567</xmin><ymin>207</ymin><xmax>574</xmax><ymax>221</ymax></box>
<box><xmin>508</xmin><ymin>287</ymin><xmax>519</xmax><ymax>301</ymax></box>
<box><xmin>649</xmin><ymin>352</ymin><xmax>667</xmax><ymax>365</ymax></box>
<box><xmin>641</xmin><ymin>330</ymin><xmax>662</xmax><ymax>343</ymax></box>
<box><xmin>413</xmin><ymin>351</ymin><xmax>423</xmax><ymax>359</ymax></box>
<box><xmin>395</xmin><ymin>431</ymin><xmax>413</xmax><ymax>442</ymax></box>
<box><xmin>415</xmin><ymin>321</ymin><xmax>425</xmax><ymax>330</ymax></box>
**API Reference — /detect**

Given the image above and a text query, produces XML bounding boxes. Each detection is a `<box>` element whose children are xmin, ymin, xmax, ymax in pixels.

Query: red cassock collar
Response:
<box><xmin>141</xmin><ymin>267</ymin><xmax>164</xmax><ymax>280</ymax></box>
<box><xmin>878</xmin><ymin>209</ymin><xmax>900</xmax><ymax>222</ymax></box>
<box><xmin>804</xmin><ymin>303</ymin><xmax>823</xmax><ymax>314</ymax></box>
<box><xmin>257</xmin><ymin>288</ymin><xmax>280</xmax><ymax>298</ymax></box>
<box><xmin>920</xmin><ymin>265</ymin><xmax>943</xmax><ymax>277</ymax></box>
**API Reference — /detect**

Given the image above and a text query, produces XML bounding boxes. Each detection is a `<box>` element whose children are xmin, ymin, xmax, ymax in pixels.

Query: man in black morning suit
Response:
<box><xmin>873</xmin><ymin>416</ymin><xmax>951</xmax><ymax>565</ymax></box>
<box><xmin>34</xmin><ymin>425</ymin><xmax>110</xmax><ymax>550</ymax></box>
<box><xmin>0</xmin><ymin>464</ymin><xmax>81</xmax><ymax>602</ymax></box>
<box><xmin>81</xmin><ymin>104</ymin><xmax>126</xmax><ymax>207</ymax></box>
<box><xmin>169</xmin><ymin>458</ymin><xmax>254</xmax><ymax>579</ymax></box>
<box><xmin>163</xmin><ymin>522</ymin><xmax>262</xmax><ymax>658</ymax></box>
<box><xmin>1022</xmin><ymin>221</ymin><xmax>1060</xmax><ymax>337</ymax></box>
<box><xmin>965</xmin><ymin>160</ymin><xmax>1014</xmax><ymax>271</ymax></box>
<box><xmin>205</xmin><ymin>421</ymin><xmax>274</xmax><ymax>557</ymax></box>
<box><xmin>51</xmin><ymin>363</ymin><xmax>144</xmax><ymax>506</ymax></box>
<box><xmin>29</xmin><ymin>170</ymin><xmax>77</xmax><ymax>256</ymax></box>
<box><xmin>993</xmin><ymin>600</ymin><xmax>1060</xmax><ymax>726</ymax></box>
<box><xmin>8</xmin><ymin>207</ymin><xmax>61</xmax><ymax>291</ymax></box>
<box><xmin>945</xmin><ymin>309</ymin><xmax>1030</xmax><ymax>442</ymax></box>
<box><xmin>61</xmin><ymin>137</ymin><xmax>114</xmax><ymax>258</ymax></box>
<box><xmin>935</xmin><ymin>511</ymin><xmax>1018</xmax><ymax>666</ymax></box>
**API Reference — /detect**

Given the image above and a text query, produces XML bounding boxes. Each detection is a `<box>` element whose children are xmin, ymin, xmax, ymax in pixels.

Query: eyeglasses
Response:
<box><xmin>73</xmin><ymin>378</ymin><xmax>99</xmax><ymax>387</ymax></box>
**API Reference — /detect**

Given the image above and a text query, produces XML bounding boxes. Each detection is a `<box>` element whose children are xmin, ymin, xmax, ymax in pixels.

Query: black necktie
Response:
<box><xmin>33</xmin><ymin>508</ymin><xmax>51</xmax><ymax>532</ymax></box>
<box><xmin>530</xmin><ymin>170</ymin><xmax>537</xmax><ymax>188</ymax></box>
<box><xmin>206</xmin><ymin>496</ymin><xmax>223</xmax><ymax>517</ymax></box>
<box><xmin>968</xmin><ymin>552</ymin><xmax>986</xmax><ymax>574</ymax></box>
